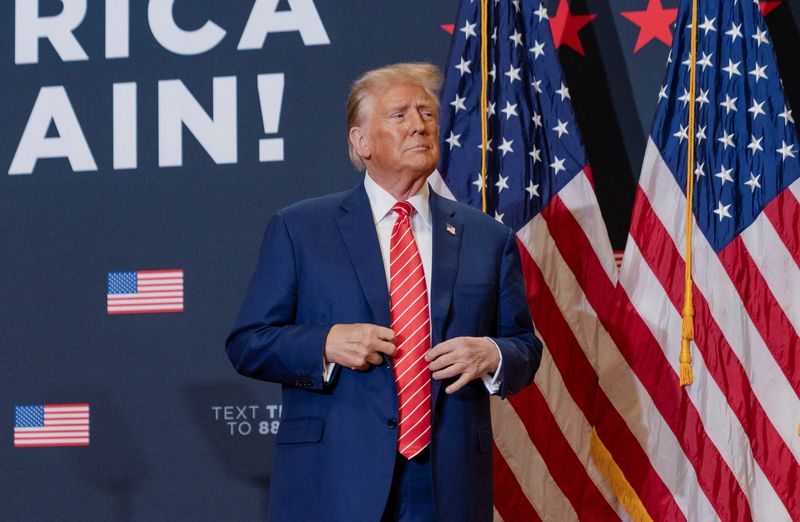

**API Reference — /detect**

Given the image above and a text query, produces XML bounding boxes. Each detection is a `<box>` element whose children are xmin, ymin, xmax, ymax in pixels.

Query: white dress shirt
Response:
<box><xmin>324</xmin><ymin>173</ymin><xmax>502</xmax><ymax>392</ymax></box>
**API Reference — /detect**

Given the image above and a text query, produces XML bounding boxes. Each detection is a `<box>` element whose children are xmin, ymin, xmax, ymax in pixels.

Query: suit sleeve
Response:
<box><xmin>225</xmin><ymin>212</ymin><xmax>331</xmax><ymax>390</ymax></box>
<box><xmin>490</xmin><ymin>227</ymin><xmax>542</xmax><ymax>398</ymax></box>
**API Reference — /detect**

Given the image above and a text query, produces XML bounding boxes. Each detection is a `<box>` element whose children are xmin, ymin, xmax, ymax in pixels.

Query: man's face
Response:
<box><xmin>356</xmin><ymin>82</ymin><xmax>440</xmax><ymax>182</ymax></box>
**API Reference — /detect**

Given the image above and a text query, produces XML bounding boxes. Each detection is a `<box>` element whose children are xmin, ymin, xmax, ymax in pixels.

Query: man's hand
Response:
<box><xmin>425</xmin><ymin>337</ymin><xmax>500</xmax><ymax>394</ymax></box>
<box><xmin>325</xmin><ymin>324</ymin><xmax>396</xmax><ymax>371</ymax></box>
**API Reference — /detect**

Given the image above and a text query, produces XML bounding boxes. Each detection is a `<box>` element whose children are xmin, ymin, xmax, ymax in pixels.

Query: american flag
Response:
<box><xmin>107</xmin><ymin>269</ymin><xmax>184</xmax><ymax>314</ymax></box>
<box><xmin>609</xmin><ymin>0</ymin><xmax>800</xmax><ymax>519</ymax></box>
<box><xmin>14</xmin><ymin>404</ymin><xmax>90</xmax><ymax>447</ymax></box>
<box><xmin>433</xmin><ymin>0</ymin><xmax>626</xmax><ymax>519</ymax></box>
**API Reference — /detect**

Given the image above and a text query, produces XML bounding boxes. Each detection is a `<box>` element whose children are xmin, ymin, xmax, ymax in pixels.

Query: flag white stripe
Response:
<box><xmin>44</xmin><ymin>406</ymin><xmax>89</xmax><ymax>413</ymax></box>
<box><xmin>491</xmin><ymin>395</ymin><xmax>575</xmax><ymax>521</ymax></box>
<box><xmin>740</xmin><ymin>214</ymin><xmax>800</xmax><ymax>336</ymax></box>
<box><xmin>558</xmin><ymin>171</ymin><xmax>619</xmax><ymax>284</ymax></box>
<box><xmin>138</xmin><ymin>271</ymin><xmax>182</xmax><ymax>279</ymax></box>
<box><xmin>14</xmin><ymin>437</ymin><xmax>89</xmax><ymax>446</ymax></box>
<box><xmin>15</xmin><ymin>427</ymin><xmax>87</xmax><ymax>432</ymax></box>
<box><xmin>108</xmin><ymin>297</ymin><xmax>184</xmax><ymax>305</ymax></box>
<box><xmin>107</xmin><ymin>291</ymin><xmax>182</xmax><ymax>299</ymax></box>
<box><xmin>622</xmin><ymin>239</ymin><xmax>791</xmax><ymax>521</ymax></box>
<box><xmin>790</xmin><ymin>177</ymin><xmax>800</xmax><ymax>201</ymax></box>
<box><xmin>640</xmin><ymin>140</ymin><xmax>800</xmax><ymax>462</ymax></box>
<box><xmin>108</xmin><ymin>303</ymin><xmax>183</xmax><ymax>312</ymax></box>
<box><xmin>15</xmin><ymin>431</ymin><xmax>89</xmax><ymax>438</ymax></box>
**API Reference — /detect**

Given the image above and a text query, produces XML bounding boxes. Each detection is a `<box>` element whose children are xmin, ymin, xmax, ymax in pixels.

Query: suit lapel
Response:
<box><xmin>429</xmin><ymin>190</ymin><xmax>463</xmax><ymax>402</ymax></box>
<box><xmin>336</xmin><ymin>183</ymin><xmax>391</xmax><ymax>327</ymax></box>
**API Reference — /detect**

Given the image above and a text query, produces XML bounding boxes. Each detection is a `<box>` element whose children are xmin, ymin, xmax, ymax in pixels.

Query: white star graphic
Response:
<box><xmin>695</xmin><ymin>161</ymin><xmax>706</xmax><ymax>180</ymax></box>
<box><xmin>678</xmin><ymin>88</ymin><xmax>691</xmax><ymax>106</ymax></box>
<box><xmin>553</xmin><ymin>119</ymin><xmax>569</xmax><ymax>138</ymax></box>
<box><xmin>697</xmin><ymin>52</ymin><xmax>713</xmax><ymax>70</ymax></box>
<box><xmin>752</xmin><ymin>26</ymin><xmax>769</xmax><ymax>47</ymax></box>
<box><xmin>777</xmin><ymin>140</ymin><xmax>796</xmax><ymax>160</ymax></box>
<box><xmin>720</xmin><ymin>94</ymin><xmax>738</xmax><ymax>114</ymax></box>
<box><xmin>747</xmin><ymin>135</ymin><xmax>763</xmax><ymax>154</ymax></box>
<box><xmin>658</xmin><ymin>84</ymin><xmax>668</xmax><ymax>101</ymax></box>
<box><xmin>450</xmin><ymin>93</ymin><xmax>466</xmax><ymax>113</ymax></box>
<box><xmin>495</xmin><ymin>174</ymin><xmax>509</xmax><ymax>193</ymax></box>
<box><xmin>531</xmin><ymin>78</ymin><xmax>542</xmax><ymax>93</ymax></box>
<box><xmin>673</xmin><ymin>124</ymin><xmax>689</xmax><ymax>142</ymax></box>
<box><xmin>534</xmin><ymin>3</ymin><xmax>548</xmax><ymax>21</ymax></box>
<box><xmin>494</xmin><ymin>211</ymin><xmax>505</xmax><ymax>224</ymax></box>
<box><xmin>476</xmin><ymin>138</ymin><xmax>493</xmax><ymax>152</ymax></box>
<box><xmin>749</xmin><ymin>63</ymin><xmax>768</xmax><ymax>83</ymax></box>
<box><xmin>501</xmin><ymin>101</ymin><xmax>519</xmax><ymax>119</ymax></box>
<box><xmin>531</xmin><ymin>111</ymin><xmax>542</xmax><ymax>128</ymax></box>
<box><xmin>529</xmin><ymin>145</ymin><xmax>541</xmax><ymax>163</ymax></box>
<box><xmin>498</xmin><ymin>137</ymin><xmax>514</xmax><ymax>156</ymax></box>
<box><xmin>530</xmin><ymin>40</ymin><xmax>545</xmax><ymax>59</ymax></box>
<box><xmin>713</xmin><ymin>201</ymin><xmax>732</xmax><ymax>221</ymax></box>
<box><xmin>556</xmin><ymin>82</ymin><xmax>571</xmax><ymax>100</ymax></box>
<box><xmin>718</xmin><ymin>130</ymin><xmax>735</xmax><ymax>149</ymax></box>
<box><xmin>726</xmin><ymin>22</ymin><xmax>743</xmax><ymax>42</ymax></box>
<box><xmin>526</xmin><ymin>180</ymin><xmax>540</xmax><ymax>198</ymax></box>
<box><xmin>722</xmin><ymin>59</ymin><xmax>742</xmax><ymax>78</ymax></box>
<box><xmin>714</xmin><ymin>164</ymin><xmax>734</xmax><ymax>185</ymax></box>
<box><xmin>748</xmin><ymin>98</ymin><xmax>766</xmax><ymax>119</ymax></box>
<box><xmin>460</xmin><ymin>20</ymin><xmax>477</xmax><ymax>39</ymax></box>
<box><xmin>492</xmin><ymin>27</ymin><xmax>498</xmax><ymax>43</ymax></box>
<box><xmin>779</xmin><ymin>105</ymin><xmax>795</xmax><ymax>124</ymax></box>
<box><xmin>550</xmin><ymin>156</ymin><xmax>566</xmax><ymax>175</ymax></box>
<box><xmin>487</xmin><ymin>101</ymin><xmax>496</xmax><ymax>118</ymax></box>
<box><xmin>745</xmin><ymin>173</ymin><xmax>761</xmax><ymax>192</ymax></box>
<box><xmin>505</xmin><ymin>65</ymin><xmax>521</xmax><ymax>84</ymax></box>
<box><xmin>512</xmin><ymin>0</ymin><xmax>520</xmax><ymax>12</ymax></box>
<box><xmin>509</xmin><ymin>29</ymin><xmax>523</xmax><ymax>47</ymax></box>
<box><xmin>696</xmin><ymin>125</ymin><xmax>707</xmax><ymax>143</ymax></box>
<box><xmin>698</xmin><ymin>16</ymin><xmax>717</xmax><ymax>35</ymax></box>
<box><xmin>696</xmin><ymin>89</ymin><xmax>710</xmax><ymax>106</ymax></box>
<box><xmin>445</xmin><ymin>131</ymin><xmax>462</xmax><ymax>150</ymax></box>
<box><xmin>488</xmin><ymin>63</ymin><xmax>497</xmax><ymax>81</ymax></box>
<box><xmin>455</xmin><ymin>57</ymin><xmax>472</xmax><ymax>76</ymax></box>
<box><xmin>472</xmin><ymin>173</ymin><xmax>484</xmax><ymax>192</ymax></box>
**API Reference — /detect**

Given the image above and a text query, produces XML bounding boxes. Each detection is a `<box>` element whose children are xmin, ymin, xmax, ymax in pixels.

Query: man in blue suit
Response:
<box><xmin>226</xmin><ymin>63</ymin><xmax>542</xmax><ymax>521</ymax></box>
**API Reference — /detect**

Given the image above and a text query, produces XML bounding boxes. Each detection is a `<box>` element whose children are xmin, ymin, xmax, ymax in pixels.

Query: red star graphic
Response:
<box><xmin>550</xmin><ymin>0</ymin><xmax>597</xmax><ymax>56</ymax></box>
<box><xmin>621</xmin><ymin>0</ymin><xmax>678</xmax><ymax>53</ymax></box>
<box><xmin>441</xmin><ymin>24</ymin><xmax>455</xmax><ymax>35</ymax></box>
<box><xmin>759</xmin><ymin>1</ymin><xmax>782</xmax><ymax>16</ymax></box>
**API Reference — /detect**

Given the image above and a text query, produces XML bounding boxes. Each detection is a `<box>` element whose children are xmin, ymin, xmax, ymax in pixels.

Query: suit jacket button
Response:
<box><xmin>387</xmin><ymin>418</ymin><xmax>397</xmax><ymax>429</ymax></box>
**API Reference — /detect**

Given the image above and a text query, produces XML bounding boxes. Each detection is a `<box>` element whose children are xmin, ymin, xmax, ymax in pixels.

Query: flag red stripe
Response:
<box><xmin>509</xmin><ymin>382</ymin><xmax>619</xmax><ymax>520</ymax></box>
<box><xmin>107</xmin><ymin>308</ymin><xmax>183</xmax><ymax>314</ymax></box>
<box><xmin>493</xmin><ymin>444</ymin><xmax>543</xmax><ymax>522</ymax></box>
<box><xmin>763</xmin><ymin>188</ymin><xmax>800</xmax><ymax>268</ymax></box>
<box><xmin>517</xmin><ymin>235</ymin><xmax>684</xmax><ymax>521</ymax></box>
<box><xmin>717</xmin><ymin>236</ymin><xmax>800</xmax><ymax>393</ymax></box>
<box><xmin>14</xmin><ymin>442</ymin><xmax>89</xmax><ymax>447</ymax></box>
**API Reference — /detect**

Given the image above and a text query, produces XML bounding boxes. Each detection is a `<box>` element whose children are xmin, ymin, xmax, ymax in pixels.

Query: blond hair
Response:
<box><xmin>346</xmin><ymin>63</ymin><xmax>443</xmax><ymax>170</ymax></box>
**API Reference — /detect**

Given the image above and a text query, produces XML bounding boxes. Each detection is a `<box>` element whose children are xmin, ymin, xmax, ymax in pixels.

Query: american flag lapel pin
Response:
<box><xmin>446</xmin><ymin>223</ymin><xmax>456</xmax><ymax>235</ymax></box>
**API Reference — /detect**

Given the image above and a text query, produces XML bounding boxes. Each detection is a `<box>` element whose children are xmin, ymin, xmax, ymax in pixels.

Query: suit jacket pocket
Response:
<box><xmin>276</xmin><ymin>417</ymin><xmax>325</xmax><ymax>445</ymax></box>
<box><xmin>457</xmin><ymin>282</ymin><xmax>497</xmax><ymax>296</ymax></box>
<box><xmin>477</xmin><ymin>427</ymin><xmax>493</xmax><ymax>453</ymax></box>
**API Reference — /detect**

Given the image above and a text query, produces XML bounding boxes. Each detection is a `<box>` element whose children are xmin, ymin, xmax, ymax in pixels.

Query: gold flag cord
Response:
<box><xmin>480</xmin><ymin>0</ymin><xmax>489</xmax><ymax>213</ymax></box>
<box><xmin>680</xmin><ymin>0</ymin><xmax>699</xmax><ymax>386</ymax></box>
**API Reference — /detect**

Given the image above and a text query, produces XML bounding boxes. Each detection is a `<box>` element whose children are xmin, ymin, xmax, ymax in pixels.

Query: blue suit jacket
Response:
<box><xmin>226</xmin><ymin>182</ymin><xmax>541</xmax><ymax>521</ymax></box>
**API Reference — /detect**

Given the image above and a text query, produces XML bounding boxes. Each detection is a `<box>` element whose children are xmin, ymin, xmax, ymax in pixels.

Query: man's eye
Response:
<box><xmin>391</xmin><ymin>113</ymin><xmax>404</xmax><ymax>119</ymax></box>
<box><xmin>421</xmin><ymin>111</ymin><xmax>434</xmax><ymax>119</ymax></box>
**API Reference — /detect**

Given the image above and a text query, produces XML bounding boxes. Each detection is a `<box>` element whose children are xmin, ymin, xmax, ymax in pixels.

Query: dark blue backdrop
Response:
<box><xmin>2</xmin><ymin>0</ymin><xmax>797</xmax><ymax>519</ymax></box>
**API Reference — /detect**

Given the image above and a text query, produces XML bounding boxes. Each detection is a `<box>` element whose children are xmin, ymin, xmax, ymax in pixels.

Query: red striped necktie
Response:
<box><xmin>389</xmin><ymin>201</ymin><xmax>431</xmax><ymax>459</ymax></box>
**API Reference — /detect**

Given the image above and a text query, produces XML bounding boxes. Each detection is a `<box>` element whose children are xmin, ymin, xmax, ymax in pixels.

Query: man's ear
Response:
<box><xmin>349</xmin><ymin>127</ymin><xmax>371</xmax><ymax>161</ymax></box>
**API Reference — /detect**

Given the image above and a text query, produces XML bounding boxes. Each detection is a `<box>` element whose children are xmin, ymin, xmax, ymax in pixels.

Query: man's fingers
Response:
<box><xmin>445</xmin><ymin>372</ymin><xmax>473</xmax><ymax>394</ymax></box>
<box><xmin>425</xmin><ymin>339</ymin><xmax>455</xmax><ymax>362</ymax></box>
<box><xmin>366</xmin><ymin>352</ymin><xmax>384</xmax><ymax>366</ymax></box>
<box><xmin>432</xmin><ymin>362</ymin><xmax>464</xmax><ymax>381</ymax></box>
<box><xmin>375</xmin><ymin>326</ymin><xmax>396</xmax><ymax>342</ymax></box>
<box><xmin>374</xmin><ymin>340</ymin><xmax>397</xmax><ymax>357</ymax></box>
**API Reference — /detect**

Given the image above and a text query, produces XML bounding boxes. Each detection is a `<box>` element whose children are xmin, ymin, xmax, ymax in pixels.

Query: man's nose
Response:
<box><xmin>407</xmin><ymin>111</ymin><xmax>425</xmax><ymax>133</ymax></box>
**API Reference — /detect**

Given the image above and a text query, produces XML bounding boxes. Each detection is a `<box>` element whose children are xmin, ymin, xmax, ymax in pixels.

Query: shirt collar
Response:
<box><xmin>364</xmin><ymin>172</ymin><xmax>431</xmax><ymax>227</ymax></box>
